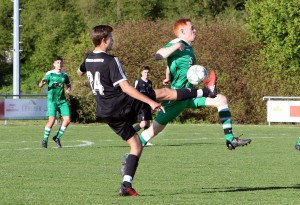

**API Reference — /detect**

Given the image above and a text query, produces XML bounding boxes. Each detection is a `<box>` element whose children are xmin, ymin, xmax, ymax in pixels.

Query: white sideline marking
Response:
<box><xmin>0</xmin><ymin>140</ymin><xmax>94</xmax><ymax>151</ymax></box>
<box><xmin>64</xmin><ymin>140</ymin><xmax>94</xmax><ymax>148</ymax></box>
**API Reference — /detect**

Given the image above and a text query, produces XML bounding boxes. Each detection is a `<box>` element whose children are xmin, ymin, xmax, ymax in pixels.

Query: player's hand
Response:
<box><xmin>65</xmin><ymin>89</ymin><xmax>71</xmax><ymax>95</ymax></box>
<box><xmin>154</xmin><ymin>105</ymin><xmax>165</xmax><ymax>113</ymax></box>
<box><xmin>150</xmin><ymin>102</ymin><xmax>165</xmax><ymax>113</ymax></box>
<box><xmin>41</xmin><ymin>79</ymin><xmax>46</xmax><ymax>85</ymax></box>
<box><xmin>39</xmin><ymin>79</ymin><xmax>47</xmax><ymax>87</ymax></box>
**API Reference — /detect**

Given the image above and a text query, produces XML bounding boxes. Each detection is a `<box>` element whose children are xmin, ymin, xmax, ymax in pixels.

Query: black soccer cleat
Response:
<box><xmin>120</xmin><ymin>153</ymin><xmax>129</xmax><ymax>177</ymax></box>
<box><xmin>119</xmin><ymin>184</ymin><xmax>139</xmax><ymax>196</ymax></box>
<box><xmin>53</xmin><ymin>135</ymin><xmax>62</xmax><ymax>148</ymax></box>
<box><xmin>42</xmin><ymin>140</ymin><xmax>48</xmax><ymax>148</ymax></box>
<box><xmin>295</xmin><ymin>145</ymin><xmax>300</xmax><ymax>151</ymax></box>
<box><xmin>226</xmin><ymin>136</ymin><xmax>251</xmax><ymax>150</ymax></box>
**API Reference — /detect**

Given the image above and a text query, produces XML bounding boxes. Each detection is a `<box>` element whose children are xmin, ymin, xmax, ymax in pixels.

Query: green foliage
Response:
<box><xmin>0</xmin><ymin>62</ymin><xmax>12</xmax><ymax>89</ymax></box>
<box><xmin>68</xmin><ymin>86</ymin><xmax>97</xmax><ymax>123</ymax></box>
<box><xmin>73</xmin><ymin>0</ymin><xmax>247</xmax><ymax>25</ymax></box>
<box><xmin>108</xmin><ymin>20</ymin><xmax>266</xmax><ymax>124</ymax></box>
<box><xmin>19</xmin><ymin>0</ymin><xmax>87</xmax><ymax>93</ymax></box>
<box><xmin>61</xmin><ymin>33</ymin><xmax>96</xmax><ymax>123</ymax></box>
<box><xmin>246</xmin><ymin>0</ymin><xmax>300</xmax><ymax>71</ymax></box>
<box><xmin>2</xmin><ymin>0</ymin><xmax>299</xmax><ymax>124</ymax></box>
<box><xmin>104</xmin><ymin>19</ymin><xmax>299</xmax><ymax>124</ymax></box>
<box><xmin>0</xmin><ymin>0</ymin><xmax>13</xmax><ymax>89</ymax></box>
<box><xmin>160</xmin><ymin>0</ymin><xmax>246</xmax><ymax>19</ymax></box>
<box><xmin>0</xmin><ymin>0</ymin><xmax>13</xmax><ymax>56</ymax></box>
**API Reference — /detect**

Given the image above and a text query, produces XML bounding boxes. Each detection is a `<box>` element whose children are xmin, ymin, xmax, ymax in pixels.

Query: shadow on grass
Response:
<box><xmin>201</xmin><ymin>185</ymin><xmax>300</xmax><ymax>193</ymax></box>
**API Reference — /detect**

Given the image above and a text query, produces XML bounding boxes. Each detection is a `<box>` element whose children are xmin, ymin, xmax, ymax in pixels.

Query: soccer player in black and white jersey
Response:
<box><xmin>77</xmin><ymin>25</ymin><xmax>216</xmax><ymax>196</ymax></box>
<box><xmin>133</xmin><ymin>66</ymin><xmax>155</xmax><ymax>134</ymax></box>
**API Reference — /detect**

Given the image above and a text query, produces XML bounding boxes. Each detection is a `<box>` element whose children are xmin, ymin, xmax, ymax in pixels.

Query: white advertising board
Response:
<box><xmin>4</xmin><ymin>99</ymin><xmax>48</xmax><ymax>120</ymax></box>
<box><xmin>267</xmin><ymin>100</ymin><xmax>300</xmax><ymax>123</ymax></box>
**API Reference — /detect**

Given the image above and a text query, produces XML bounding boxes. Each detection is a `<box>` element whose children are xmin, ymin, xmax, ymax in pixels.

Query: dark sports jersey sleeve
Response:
<box><xmin>109</xmin><ymin>56</ymin><xmax>127</xmax><ymax>86</ymax></box>
<box><xmin>79</xmin><ymin>61</ymin><xmax>87</xmax><ymax>73</ymax></box>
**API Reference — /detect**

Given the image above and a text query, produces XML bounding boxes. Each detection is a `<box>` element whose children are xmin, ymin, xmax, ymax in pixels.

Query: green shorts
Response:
<box><xmin>47</xmin><ymin>101</ymin><xmax>70</xmax><ymax>117</ymax></box>
<box><xmin>155</xmin><ymin>97</ymin><xmax>206</xmax><ymax>125</ymax></box>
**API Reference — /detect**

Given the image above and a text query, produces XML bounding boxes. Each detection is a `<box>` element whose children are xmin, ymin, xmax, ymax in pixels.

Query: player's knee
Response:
<box><xmin>63</xmin><ymin>117</ymin><xmax>71</xmax><ymax>126</ymax></box>
<box><xmin>140</xmin><ymin>121</ymin><xmax>146</xmax><ymax>128</ymax></box>
<box><xmin>217</xmin><ymin>94</ymin><xmax>228</xmax><ymax>106</ymax></box>
<box><xmin>131</xmin><ymin>144</ymin><xmax>143</xmax><ymax>157</ymax></box>
<box><xmin>162</xmin><ymin>88</ymin><xmax>174</xmax><ymax>99</ymax></box>
<box><xmin>155</xmin><ymin>87</ymin><xmax>176</xmax><ymax>101</ymax></box>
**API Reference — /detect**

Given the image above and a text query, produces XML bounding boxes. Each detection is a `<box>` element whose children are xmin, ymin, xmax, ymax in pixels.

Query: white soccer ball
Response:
<box><xmin>187</xmin><ymin>65</ymin><xmax>208</xmax><ymax>85</ymax></box>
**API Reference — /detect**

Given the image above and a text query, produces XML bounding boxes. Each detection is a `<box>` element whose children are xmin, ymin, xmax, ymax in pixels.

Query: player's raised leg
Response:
<box><xmin>154</xmin><ymin>71</ymin><xmax>217</xmax><ymax>102</ymax></box>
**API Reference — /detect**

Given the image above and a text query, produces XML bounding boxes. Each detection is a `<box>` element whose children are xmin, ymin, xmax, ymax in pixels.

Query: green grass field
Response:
<box><xmin>0</xmin><ymin>122</ymin><xmax>299</xmax><ymax>205</ymax></box>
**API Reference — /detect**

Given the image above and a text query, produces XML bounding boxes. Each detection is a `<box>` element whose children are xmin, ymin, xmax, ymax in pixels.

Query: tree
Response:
<box><xmin>246</xmin><ymin>0</ymin><xmax>300</xmax><ymax>72</ymax></box>
<box><xmin>0</xmin><ymin>0</ymin><xmax>13</xmax><ymax>61</ymax></box>
<box><xmin>19</xmin><ymin>0</ymin><xmax>87</xmax><ymax>92</ymax></box>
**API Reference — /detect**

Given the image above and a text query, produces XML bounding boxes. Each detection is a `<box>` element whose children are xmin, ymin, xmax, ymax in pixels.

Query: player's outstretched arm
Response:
<box><xmin>119</xmin><ymin>80</ymin><xmax>164</xmax><ymax>112</ymax></box>
<box><xmin>154</xmin><ymin>43</ymin><xmax>185</xmax><ymax>60</ymax></box>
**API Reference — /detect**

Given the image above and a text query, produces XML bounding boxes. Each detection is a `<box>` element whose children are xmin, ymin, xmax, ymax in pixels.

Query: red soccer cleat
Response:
<box><xmin>202</xmin><ymin>70</ymin><xmax>217</xmax><ymax>98</ymax></box>
<box><xmin>119</xmin><ymin>184</ymin><xmax>140</xmax><ymax>196</ymax></box>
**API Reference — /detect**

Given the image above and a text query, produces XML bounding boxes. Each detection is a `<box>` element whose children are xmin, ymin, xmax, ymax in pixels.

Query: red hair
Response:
<box><xmin>173</xmin><ymin>18</ymin><xmax>191</xmax><ymax>37</ymax></box>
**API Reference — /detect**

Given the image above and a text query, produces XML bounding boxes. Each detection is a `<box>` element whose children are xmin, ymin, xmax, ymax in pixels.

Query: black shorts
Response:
<box><xmin>103</xmin><ymin>98</ymin><xmax>145</xmax><ymax>141</ymax></box>
<box><xmin>137</xmin><ymin>104</ymin><xmax>152</xmax><ymax>122</ymax></box>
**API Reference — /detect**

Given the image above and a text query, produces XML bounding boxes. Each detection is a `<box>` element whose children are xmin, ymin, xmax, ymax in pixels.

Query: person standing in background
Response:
<box><xmin>39</xmin><ymin>56</ymin><xmax>71</xmax><ymax>148</ymax></box>
<box><xmin>133</xmin><ymin>66</ymin><xmax>155</xmax><ymax>135</ymax></box>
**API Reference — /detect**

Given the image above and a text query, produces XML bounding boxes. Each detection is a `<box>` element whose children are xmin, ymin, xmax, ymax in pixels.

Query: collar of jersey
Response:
<box><xmin>170</xmin><ymin>38</ymin><xmax>191</xmax><ymax>46</ymax></box>
<box><xmin>93</xmin><ymin>50</ymin><xmax>106</xmax><ymax>54</ymax></box>
<box><xmin>141</xmin><ymin>78</ymin><xmax>148</xmax><ymax>82</ymax></box>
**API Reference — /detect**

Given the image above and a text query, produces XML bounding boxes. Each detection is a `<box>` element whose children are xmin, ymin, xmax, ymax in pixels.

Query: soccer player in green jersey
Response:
<box><xmin>39</xmin><ymin>56</ymin><xmax>71</xmax><ymax>148</ymax></box>
<box><xmin>295</xmin><ymin>138</ymin><xmax>300</xmax><ymax>150</ymax></box>
<box><xmin>139</xmin><ymin>18</ymin><xmax>252</xmax><ymax>150</ymax></box>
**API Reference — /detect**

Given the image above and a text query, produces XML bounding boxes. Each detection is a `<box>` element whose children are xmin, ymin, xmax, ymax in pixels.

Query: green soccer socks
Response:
<box><xmin>43</xmin><ymin>127</ymin><xmax>51</xmax><ymax>142</ymax></box>
<box><xmin>218</xmin><ymin>105</ymin><xmax>234</xmax><ymax>142</ymax></box>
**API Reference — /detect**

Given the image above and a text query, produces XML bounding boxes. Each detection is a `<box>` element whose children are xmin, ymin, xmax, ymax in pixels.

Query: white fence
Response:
<box><xmin>263</xmin><ymin>96</ymin><xmax>300</xmax><ymax>125</ymax></box>
<box><xmin>0</xmin><ymin>94</ymin><xmax>47</xmax><ymax>121</ymax></box>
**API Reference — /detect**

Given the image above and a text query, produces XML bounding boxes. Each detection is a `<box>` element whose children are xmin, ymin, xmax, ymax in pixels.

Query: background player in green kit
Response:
<box><xmin>295</xmin><ymin>138</ymin><xmax>300</xmax><ymax>151</ymax></box>
<box><xmin>139</xmin><ymin>18</ymin><xmax>252</xmax><ymax>150</ymax></box>
<box><xmin>39</xmin><ymin>56</ymin><xmax>71</xmax><ymax>148</ymax></box>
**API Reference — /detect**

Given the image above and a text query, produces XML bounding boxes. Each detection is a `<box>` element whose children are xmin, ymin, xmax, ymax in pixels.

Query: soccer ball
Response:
<box><xmin>187</xmin><ymin>65</ymin><xmax>208</xmax><ymax>85</ymax></box>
